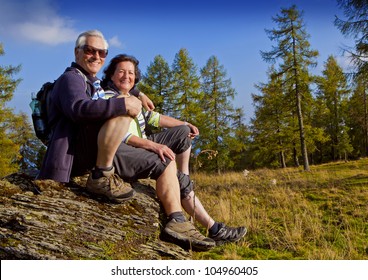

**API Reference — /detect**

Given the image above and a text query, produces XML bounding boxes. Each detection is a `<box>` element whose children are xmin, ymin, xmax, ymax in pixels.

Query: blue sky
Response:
<box><xmin>0</xmin><ymin>0</ymin><xmax>354</xmax><ymax>123</ymax></box>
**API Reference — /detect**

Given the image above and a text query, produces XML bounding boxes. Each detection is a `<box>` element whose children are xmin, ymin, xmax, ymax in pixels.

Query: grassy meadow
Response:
<box><xmin>190</xmin><ymin>158</ymin><xmax>368</xmax><ymax>260</ymax></box>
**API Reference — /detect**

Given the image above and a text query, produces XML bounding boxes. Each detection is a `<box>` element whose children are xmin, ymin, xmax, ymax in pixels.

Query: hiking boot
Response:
<box><xmin>209</xmin><ymin>223</ymin><xmax>247</xmax><ymax>245</ymax></box>
<box><xmin>86</xmin><ymin>167</ymin><xmax>135</xmax><ymax>203</ymax></box>
<box><xmin>162</xmin><ymin>219</ymin><xmax>215</xmax><ymax>251</ymax></box>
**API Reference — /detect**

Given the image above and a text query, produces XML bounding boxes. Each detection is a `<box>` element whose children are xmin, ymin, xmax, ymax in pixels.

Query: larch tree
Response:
<box><xmin>12</xmin><ymin>112</ymin><xmax>46</xmax><ymax>170</ymax></box>
<box><xmin>0</xmin><ymin>43</ymin><xmax>22</xmax><ymax>177</ymax></box>
<box><xmin>199</xmin><ymin>55</ymin><xmax>238</xmax><ymax>172</ymax></box>
<box><xmin>260</xmin><ymin>5</ymin><xmax>319</xmax><ymax>171</ymax></box>
<box><xmin>251</xmin><ymin>67</ymin><xmax>294</xmax><ymax>168</ymax></box>
<box><xmin>315</xmin><ymin>55</ymin><xmax>351</xmax><ymax>161</ymax></box>
<box><xmin>335</xmin><ymin>0</ymin><xmax>368</xmax><ymax>75</ymax></box>
<box><xmin>170</xmin><ymin>48</ymin><xmax>202</xmax><ymax>123</ymax></box>
<box><xmin>346</xmin><ymin>75</ymin><xmax>368</xmax><ymax>157</ymax></box>
<box><xmin>310</xmin><ymin>92</ymin><xmax>332</xmax><ymax>163</ymax></box>
<box><xmin>138</xmin><ymin>55</ymin><xmax>173</xmax><ymax>115</ymax></box>
<box><xmin>227</xmin><ymin>107</ymin><xmax>250</xmax><ymax>171</ymax></box>
<box><xmin>335</xmin><ymin>0</ymin><xmax>368</xmax><ymax>158</ymax></box>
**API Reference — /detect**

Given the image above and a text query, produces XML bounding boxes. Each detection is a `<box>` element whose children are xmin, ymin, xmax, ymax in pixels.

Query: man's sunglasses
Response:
<box><xmin>79</xmin><ymin>45</ymin><xmax>108</xmax><ymax>58</ymax></box>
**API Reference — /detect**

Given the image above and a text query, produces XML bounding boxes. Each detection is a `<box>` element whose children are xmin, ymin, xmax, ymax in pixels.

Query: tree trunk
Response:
<box><xmin>293</xmin><ymin>145</ymin><xmax>300</xmax><ymax>167</ymax></box>
<box><xmin>279</xmin><ymin>151</ymin><xmax>287</xmax><ymax>168</ymax></box>
<box><xmin>296</xmin><ymin>89</ymin><xmax>310</xmax><ymax>171</ymax></box>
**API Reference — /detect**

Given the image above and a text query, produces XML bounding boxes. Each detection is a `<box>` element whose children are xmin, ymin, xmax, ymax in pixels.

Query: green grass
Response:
<box><xmin>191</xmin><ymin>158</ymin><xmax>368</xmax><ymax>260</ymax></box>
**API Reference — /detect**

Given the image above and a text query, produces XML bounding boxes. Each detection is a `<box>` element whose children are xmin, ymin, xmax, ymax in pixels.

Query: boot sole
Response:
<box><xmin>213</xmin><ymin>227</ymin><xmax>247</xmax><ymax>245</ymax></box>
<box><xmin>86</xmin><ymin>189</ymin><xmax>136</xmax><ymax>204</ymax></box>
<box><xmin>161</xmin><ymin>228</ymin><xmax>215</xmax><ymax>252</ymax></box>
<box><xmin>110</xmin><ymin>189</ymin><xmax>136</xmax><ymax>203</ymax></box>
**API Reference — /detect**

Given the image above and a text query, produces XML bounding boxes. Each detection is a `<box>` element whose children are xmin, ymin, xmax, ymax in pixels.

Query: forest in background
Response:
<box><xmin>1</xmin><ymin>0</ymin><xmax>368</xmax><ymax>177</ymax></box>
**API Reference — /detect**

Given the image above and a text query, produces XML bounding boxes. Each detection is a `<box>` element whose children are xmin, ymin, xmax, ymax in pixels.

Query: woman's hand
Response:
<box><xmin>186</xmin><ymin>123</ymin><xmax>199</xmax><ymax>139</ymax></box>
<box><xmin>139</xmin><ymin>92</ymin><xmax>155</xmax><ymax>111</ymax></box>
<box><xmin>149</xmin><ymin>142</ymin><xmax>175</xmax><ymax>162</ymax></box>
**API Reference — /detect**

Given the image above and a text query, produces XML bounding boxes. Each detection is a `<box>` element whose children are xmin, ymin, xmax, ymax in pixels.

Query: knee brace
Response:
<box><xmin>177</xmin><ymin>171</ymin><xmax>194</xmax><ymax>199</ymax></box>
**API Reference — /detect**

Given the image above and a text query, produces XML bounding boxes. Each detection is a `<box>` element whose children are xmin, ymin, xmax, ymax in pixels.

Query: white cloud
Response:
<box><xmin>0</xmin><ymin>0</ymin><xmax>79</xmax><ymax>45</ymax></box>
<box><xmin>108</xmin><ymin>36</ymin><xmax>124</xmax><ymax>49</ymax></box>
<box><xmin>15</xmin><ymin>19</ymin><xmax>78</xmax><ymax>46</ymax></box>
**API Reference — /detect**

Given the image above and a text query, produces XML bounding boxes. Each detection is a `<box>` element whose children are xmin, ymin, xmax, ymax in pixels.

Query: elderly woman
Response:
<box><xmin>100</xmin><ymin>54</ymin><xmax>247</xmax><ymax>246</ymax></box>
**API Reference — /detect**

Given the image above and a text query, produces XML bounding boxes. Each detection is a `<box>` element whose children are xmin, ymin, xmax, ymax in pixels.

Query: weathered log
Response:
<box><xmin>0</xmin><ymin>172</ymin><xmax>190</xmax><ymax>260</ymax></box>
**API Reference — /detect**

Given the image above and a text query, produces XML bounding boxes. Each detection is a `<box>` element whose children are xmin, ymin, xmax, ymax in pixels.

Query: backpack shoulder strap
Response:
<box><xmin>75</xmin><ymin>68</ymin><xmax>89</xmax><ymax>95</ymax></box>
<box><xmin>64</xmin><ymin>67</ymin><xmax>90</xmax><ymax>96</ymax></box>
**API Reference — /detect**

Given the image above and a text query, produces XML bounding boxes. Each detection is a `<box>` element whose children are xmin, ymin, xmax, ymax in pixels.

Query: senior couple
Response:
<box><xmin>38</xmin><ymin>30</ymin><xmax>246</xmax><ymax>251</ymax></box>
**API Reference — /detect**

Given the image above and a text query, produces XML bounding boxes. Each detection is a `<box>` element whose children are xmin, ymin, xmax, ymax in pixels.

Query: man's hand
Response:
<box><xmin>120</xmin><ymin>95</ymin><xmax>142</xmax><ymax>118</ymax></box>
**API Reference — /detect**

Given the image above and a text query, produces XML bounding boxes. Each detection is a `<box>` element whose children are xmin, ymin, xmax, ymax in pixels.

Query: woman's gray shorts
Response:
<box><xmin>113</xmin><ymin>125</ymin><xmax>194</xmax><ymax>198</ymax></box>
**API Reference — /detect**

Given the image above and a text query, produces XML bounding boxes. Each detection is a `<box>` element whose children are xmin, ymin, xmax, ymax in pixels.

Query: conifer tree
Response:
<box><xmin>0</xmin><ymin>43</ymin><xmax>23</xmax><ymax>177</ymax></box>
<box><xmin>171</xmin><ymin>48</ymin><xmax>202</xmax><ymax>122</ymax></box>
<box><xmin>337</xmin><ymin>125</ymin><xmax>354</xmax><ymax>161</ymax></box>
<box><xmin>346</xmin><ymin>76</ymin><xmax>368</xmax><ymax>157</ymax></box>
<box><xmin>138</xmin><ymin>55</ymin><xmax>172</xmax><ymax>114</ymax></box>
<box><xmin>335</xmin><ymin>0</ymin><xmax>368</xmax><ymax>158</ymax></box>
<box><xmin>261</xmin><ymin>5</ymin><xmax>318</xmax><ymax>171</ymax></box>
<box><xmin>252</xmin><ymin>67</ymin><xmax>294</xmax><ymax>168</ymax></box>
<box><xmin>310</xmin><ymin>93</ymin><xmax>331</xmax><ymax>163</ymax></box>
<box><xmin>315</xmin><ymin>56</ymin><xmax>351</xmax><ymax>161</ymax></box>
<box><xmin>335</xmin><ymin>0</ymin><xmax>368</xmax><ymax>75</ymax></box>
<box><xmin>227</xmin><ymin>108</ymin><xmax>250</xmax><ymax>171</ymax></box>
<box><xmin>199</xmin><ymin>55</ymin><xmax>239</xmax><ymax>172</ymax></box>
<box><xmin>12</xmin><ymin>112</ymin><xmax>45</xmax><ymax>170</ymax></box>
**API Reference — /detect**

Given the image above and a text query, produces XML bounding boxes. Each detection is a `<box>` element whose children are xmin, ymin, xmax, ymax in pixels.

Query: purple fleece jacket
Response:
<box><xmin>38</xmin><ymin>63</ymin><xmax>138</xmax><ymax>182</ymax></box>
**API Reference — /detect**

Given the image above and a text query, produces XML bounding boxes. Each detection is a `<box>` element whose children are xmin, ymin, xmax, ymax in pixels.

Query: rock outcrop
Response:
<box><xmin>0</xmin><ymin>172</ymin><xmax>191</xmax><ymax>260</ymax></box>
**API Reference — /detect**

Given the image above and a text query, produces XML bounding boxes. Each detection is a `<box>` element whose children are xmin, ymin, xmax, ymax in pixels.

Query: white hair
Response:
<box><xmin>75</xmin><ymin>30</ymin><xmax>109</xmax><ymax>49</ymax></box>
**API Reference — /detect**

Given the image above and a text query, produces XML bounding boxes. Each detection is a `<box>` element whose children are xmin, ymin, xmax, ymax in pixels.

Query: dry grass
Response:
<box><xmin>191</xmin><ymin>158</ymin><xmax>368</xmax><ymax>260</ymax></box>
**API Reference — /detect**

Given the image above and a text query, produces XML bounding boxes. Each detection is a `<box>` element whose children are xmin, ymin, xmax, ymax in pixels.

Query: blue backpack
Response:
<box><xmin>30</xmin><ymin>82</ymin><xmax>55</xmax><ymax>145</ymax></box>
